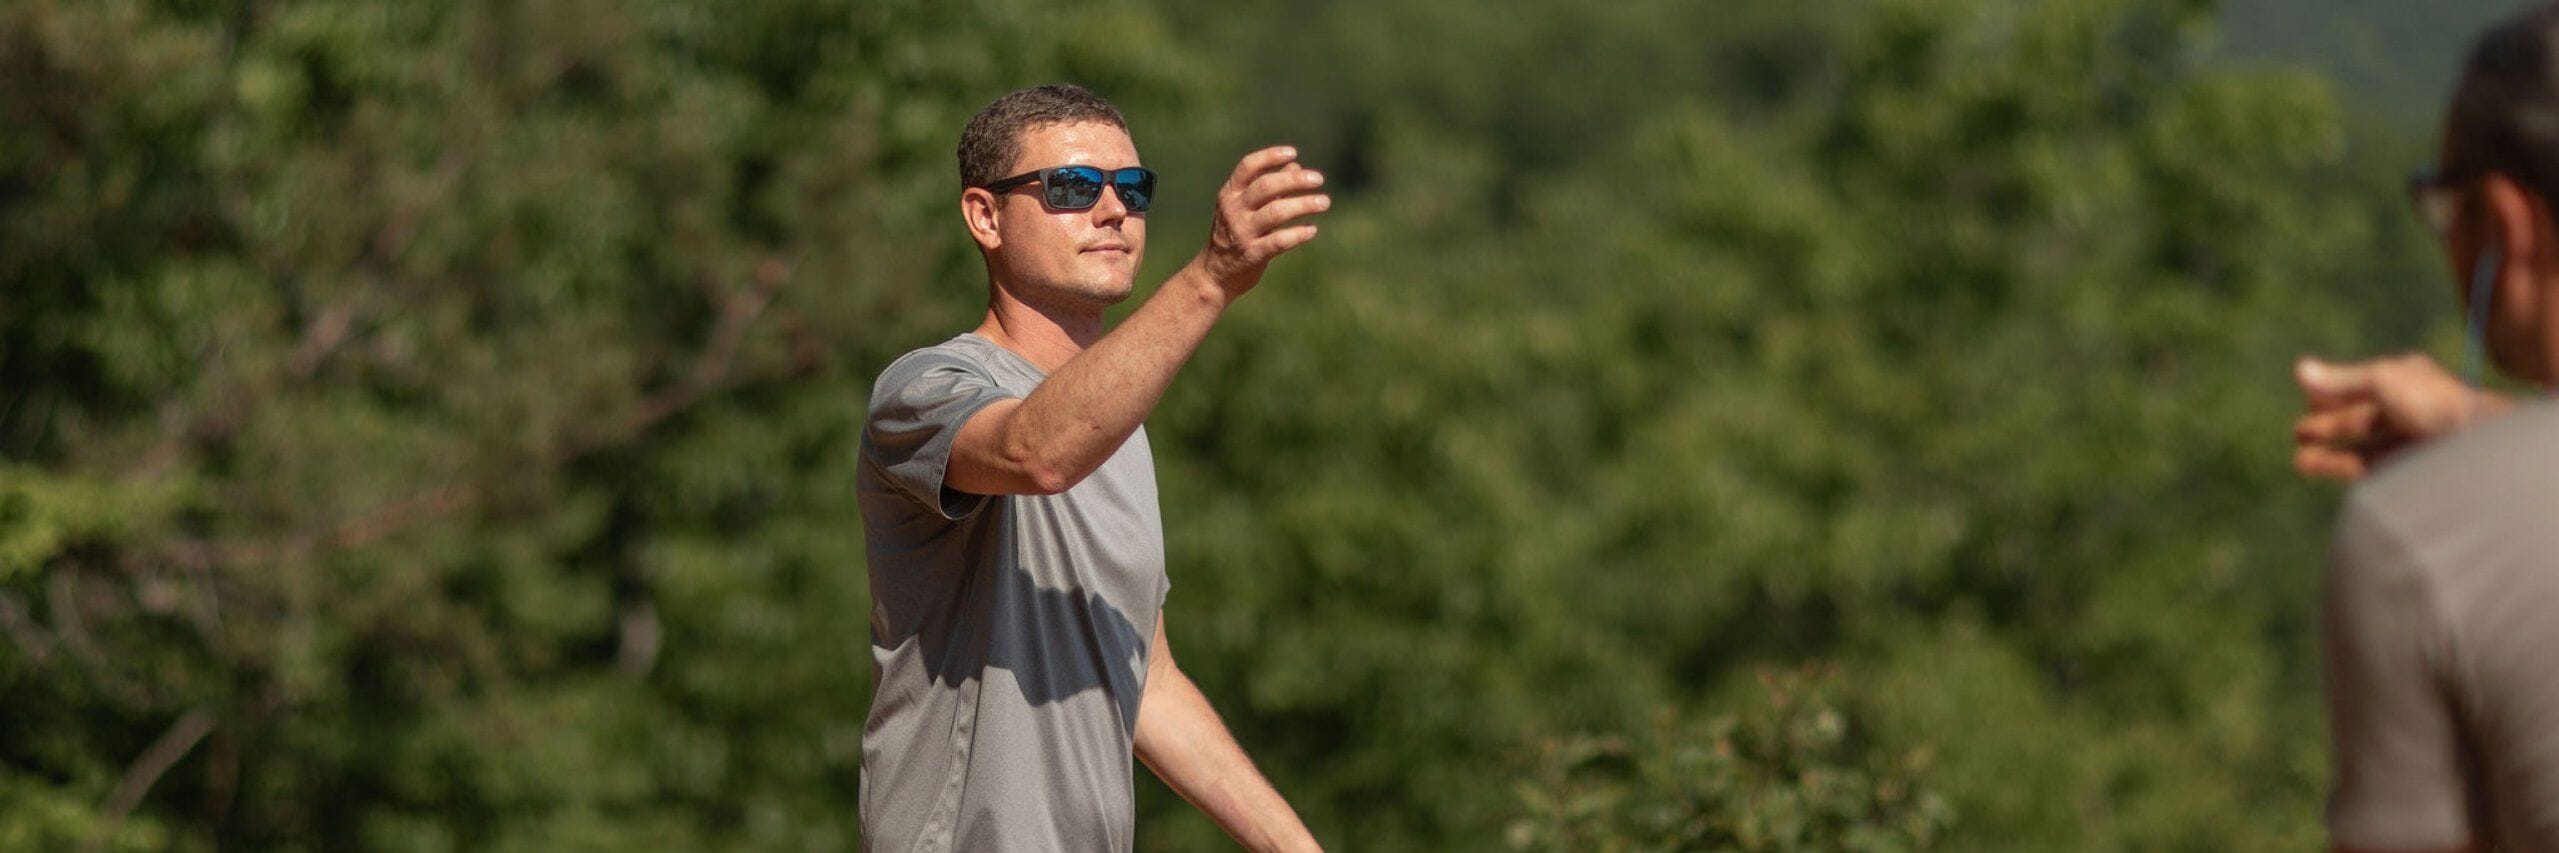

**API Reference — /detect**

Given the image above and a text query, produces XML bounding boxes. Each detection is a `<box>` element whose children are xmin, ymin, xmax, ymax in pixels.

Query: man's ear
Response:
<box><xmin>2479</xmin><ymin>173</ymin><xmax>2549</xmax><ymax>321</ymax></box>
<box><xmin>962</xmin><ymin>187</ymin><xmax>1003</xmax><ymax>253</ymax></box>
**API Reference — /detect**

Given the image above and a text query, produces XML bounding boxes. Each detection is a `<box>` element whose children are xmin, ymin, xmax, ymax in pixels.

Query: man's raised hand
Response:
<box><xmin>1195</xmin><ymin>146</ymin><xmax>1330</xmax><ymax>298</ymax></box>
<box><xmin>2292</xmin><ymin>354</ymin><xmax>2512</xmax><ymax>480</ymax></box>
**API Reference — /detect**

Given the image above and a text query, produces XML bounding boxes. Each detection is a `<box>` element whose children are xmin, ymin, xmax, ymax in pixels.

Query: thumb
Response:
<box><xmin>2296</xmin><ymin>357</ymin><xmax>2375</xmax><ymax>406</ymax></box>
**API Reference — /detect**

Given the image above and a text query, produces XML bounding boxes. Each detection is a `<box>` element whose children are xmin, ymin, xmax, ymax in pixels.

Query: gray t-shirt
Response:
<box><xmin>857</xmin><ymin>333</ymin><xmax>1169</xmax><ymax>852</ymax></box>
<box><xmin>2327</xmin><ymin>398</ymin><xmax>2559</xmax><ymax>850</ymax></box>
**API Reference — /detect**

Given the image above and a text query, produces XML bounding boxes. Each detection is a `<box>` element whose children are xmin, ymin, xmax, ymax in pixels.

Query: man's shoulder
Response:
<box><xmin>870</xmin><ymin>335</ymin><xmax>1010</xmax><ymax>396</ymax></box>
<box><xmin>879</xmin><ymin>333</ymin><xmax>999</xmax><ymax>375</ymax></box>
<box><xmin>2342</xmin><ymin>396</ymin><xmax>2559</xmax><ymax>572</ymax></box>
<box><xmin>2363</xmin><ymin>397</ymin><xmax>2559</xmax><ymax>502</ymax></box>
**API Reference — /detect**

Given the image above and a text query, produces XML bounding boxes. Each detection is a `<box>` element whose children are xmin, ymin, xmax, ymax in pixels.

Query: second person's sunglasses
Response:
<box><xmin>983</xmin><ymin>165</ymin><xmax>1156</xmax><ymax>212</ymax></box>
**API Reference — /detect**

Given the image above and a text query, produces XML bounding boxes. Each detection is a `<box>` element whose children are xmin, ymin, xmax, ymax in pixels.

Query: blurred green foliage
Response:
<box><xmin>1508</xmin><ymin>668</ymin><xmax>1949</xmax><ymax>852</ymax></box>
<box><xmin>2218</xmin><ymin>0</ymin><xmax>2523</xmax><ymax>131</ymax></box>
<box><xmin>0</xmin><ymin>0</ymin><xmax>2463</xmax><ymax>849</ymax></box>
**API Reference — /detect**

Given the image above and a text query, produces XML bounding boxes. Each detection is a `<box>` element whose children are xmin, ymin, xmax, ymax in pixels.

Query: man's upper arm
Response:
<box><xmin>865</xmin><ymin>351</ymin><xmax>1019</xmax><ymax>518</ymax></box>
<box><xmin>944</xmin><ymin>397</ymin><xmax>1052</xmax><ymax>496</ymax></box>
<box><xmin>1146</xmin><ymin>613</ymin><xmax>1175</xmax><ymax>685</ymax></box>
<box><xmin>2325</xmin><ymin>497</ymin><xmax>2475</xmax><ymax>850</ymax></box>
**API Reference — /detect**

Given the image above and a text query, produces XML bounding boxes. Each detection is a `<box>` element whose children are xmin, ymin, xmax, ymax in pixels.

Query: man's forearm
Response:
<box><xmin>957</xmin><ymin>146</ymin><xmax>1325</xmax><ymax>495</ymax></box>
<box><xmin>1134</xmin><ymin>663</ymin><xmax>1319</xmax><ymax>852</ymax></box>
<box><xmin>989</xmin><ymin>263</ymin><xmax>1234</xmax><ymax>491</ymax></box>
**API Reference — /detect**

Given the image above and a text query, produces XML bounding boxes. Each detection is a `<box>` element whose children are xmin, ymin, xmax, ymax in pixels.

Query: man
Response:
<box><xmin>855</xmin><ymin>84</ymin><xmax>1327</xmax><ymax>851</ymax></box>
<box><xmin>2304</xmin><ymin>4</ymin><xmax>2559</xmax><ymax>849</ymax></box>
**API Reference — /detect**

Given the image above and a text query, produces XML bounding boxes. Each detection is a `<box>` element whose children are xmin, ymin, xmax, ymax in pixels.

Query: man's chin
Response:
<box><xmin>1055</xmin><ymin>279</ymin><xmax>1136</xmax><ymax>311</ymax></box>
<box><xmin>1092</xmin><ymin>284</ymin><xmax>1136</xmax><ymax>307</ymax></box>
<box><xmin>999</xmin><ymin>271</ymin><xmax>1137</xmax><ymax>314</ymax></box>
<box><xmin>1080</xmin><ymin>273</ymin><xmax>1138</xmax><ymax>304</ymax></box>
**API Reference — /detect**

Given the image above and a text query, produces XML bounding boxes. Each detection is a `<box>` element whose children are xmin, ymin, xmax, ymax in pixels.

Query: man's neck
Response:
<box><xmin>974</xmin><ymin>292</ymin><xmax>1105</xmax><ymax>374</ymax></box>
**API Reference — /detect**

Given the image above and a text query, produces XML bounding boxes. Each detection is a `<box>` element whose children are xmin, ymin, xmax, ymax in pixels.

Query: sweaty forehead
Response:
<box><xmin>1007</xmin><ymin>121</ymin><xmax>1141</xmax><ymax>173</ymax></box>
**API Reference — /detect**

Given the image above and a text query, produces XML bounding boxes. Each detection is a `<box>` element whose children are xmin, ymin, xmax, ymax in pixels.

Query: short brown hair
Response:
<box><xmin>2446</xmin><ymin>3</ymin><xmax>2559</xmax><ymax>203</ymax></box>
<box><xmin>956</xmin><ymin>84</ymin><xmax>1128</xmax><ymax>190</ymax></box>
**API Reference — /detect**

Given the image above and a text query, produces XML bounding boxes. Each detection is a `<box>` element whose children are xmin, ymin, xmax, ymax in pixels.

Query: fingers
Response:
<box><xmin>1222</xmin><ymin>146</ymin><xmax>1305</xmax><ymax>195</ymax></box>
<box><xmin>1259</xmin><ymin>223</ymin><xmax>1321</xmax><ymax>258</ymax></box>
<box><xmin>1236</xmin><ymin>191</ymin><xmax>1332</xmax><ymax>239</ymax></box>
<box><xmin>2305</xmin><ymin>351</ymin><xmax>2484</xmax><ymax>437</ymax></box>
<box><xmin>1196</xmin><ymin>145</ymin><xmax>1333</xmax><ymax>290</ymax></box>
<box><xmin>2292</xmin><ymin>352</ymin><xmax>2482</xmax><ymax>480</ymax></box>
<box><xmin>2293</xmin><ymin>401</ymin><xmax>2380</xmax><ymax>448</ymax></box>
<box><xmin>2292</xmin><ymin>393</ymin><xmax>2409</xmax><ymax>481</ymax></box>
<box><xmin>1214</xmin><ymin>146</ymin><xmax>1330</xmax><ymax>262</ymax></box>
<box><xmin>2295</xmin><ymin>357</ymin><xmax>2376</xmax><ymax>407</ymax></box>
<box><xmin>1224</xmin><ymin>215</ymin><xmax>1326</xmax><ymax>267</ymax></box>
<box><xmin>1241</xmin><ymin>163</ymin><xmax>1326</xmax><ymax>208</ymax></box>
<box><xmin>2294</xmin><ymin>445</ymin><xmax>2371</xmax><ymax>481</ymax></box>
<box><xmin>2293</xmin><ymin>402</ymin><xmax>2389</xmax><ymax>482</ymax></box>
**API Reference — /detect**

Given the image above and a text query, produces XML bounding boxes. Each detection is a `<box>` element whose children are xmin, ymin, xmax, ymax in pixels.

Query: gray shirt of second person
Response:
<box><xmin>857</xmin><ymin>333</ymin><xmax>1170</xmax><ymax>853</ymax></box>
<box><xmin>2327</xmin><ymin>398</ymin><xmax>2559</xmax><ymax>851</ymax></box>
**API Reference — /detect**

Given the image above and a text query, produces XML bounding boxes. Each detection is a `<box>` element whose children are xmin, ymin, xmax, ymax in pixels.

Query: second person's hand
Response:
<box><xmin>2292</xmin><ymin>353</ymin><xmax>2512</xmax><ymax>480</ymax></box>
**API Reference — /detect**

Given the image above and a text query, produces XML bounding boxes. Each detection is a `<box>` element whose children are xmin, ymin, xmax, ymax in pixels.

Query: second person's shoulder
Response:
<box><xmin>2355</xmin><ymin>396</ymin><xmax>2559</xmax><ymax>521</ymax></box>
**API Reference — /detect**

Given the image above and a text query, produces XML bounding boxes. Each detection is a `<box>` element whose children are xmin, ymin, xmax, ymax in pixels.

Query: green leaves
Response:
<box><xmin>0</xmin><ymin>0</ymin><xmax>2457</xmax><ymax>848</ymax></box>
<box><xmin>0</xmin><ymin>0</ymin><xmax>1211</xmax><ymax>847</ymax></box>
<box><xmin>1143</xmin><ymin>0</ymin><xmax>2405</xmax><ymax>846</ymax></box>
<box><xmin>0</xmin><ymin>467</ymin><xmax>180</xmax><ymax>582</ymax></box>
<box><xmin>1509</xmin><ymin>669</ymin><xmax>1951</xmax><ymax>853</ymax></box>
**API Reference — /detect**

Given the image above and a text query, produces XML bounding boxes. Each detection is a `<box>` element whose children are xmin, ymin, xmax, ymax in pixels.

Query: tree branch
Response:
<box><xmin>126</xmin><ymin>286</ymin><xmax>364</xmax><ymax>482</ymax></box>
<box><xmin>169</xmin><ymin>257</ymin><xmax>786</xmax><ymax>572</ymax></box>
<box><xmin>127</xmin><ymin>194</ymin><xmax>430</xmax><ymax>482</ymax></box>
<box><xmin>201</xmin><ymin>482</ymin><xmax>481</xmax><ymax>567</ymax></box>
<box><xmin>623</xmin><ymin>259</ymin><xmax>787</xmax><ymax>435</ymax></box>
<box><xmin>285</xmin><ymin>296</ymin><xmax>361</xmax><ymax>378</ymax></box>
<box><xmin>51</xmin><ymin>569</ymin><xmax>152</xmax><ymax>709</ymax></box>
<box><xmin>84</xmin><ymin>706</ymin><xmax>217</xmax><ymax>853</ymax></box>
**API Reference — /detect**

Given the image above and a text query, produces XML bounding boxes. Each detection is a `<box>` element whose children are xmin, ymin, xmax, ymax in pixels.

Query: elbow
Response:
<box><xmin>994</xmin><ymin>432</ymin><xmax>1091</xmax><ymax>495</ymax></box>
<box><xmin>1021</xmin><ymin>464</ymin><xmax>1078</xmax><ymax>495</ymax></box>
<box><xmin>1005</xmin><ymin>451</ymin><xmax>1084</xmax><ymax>495</ymax></box>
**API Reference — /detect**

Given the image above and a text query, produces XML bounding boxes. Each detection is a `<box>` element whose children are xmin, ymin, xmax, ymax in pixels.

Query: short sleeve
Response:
<box><xmin>862</xmin><ymin>348</ymin><xmax>1019</xmax><ymax>520</ymax></box>
<box><xmin>2324</xmin><ymin>494</ymin><xmax>2476</xmax><ymax>850</ymax></box>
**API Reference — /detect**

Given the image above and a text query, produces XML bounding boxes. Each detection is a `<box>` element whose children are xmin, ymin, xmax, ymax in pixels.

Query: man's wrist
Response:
<box><xmin>1174</xmin><ymin>255</ymin><xmax>1251</xmax><ymax>309</ymax></box>
<box><xmin>2446</xmin><ymin>389</ymin><xmax>2518</xmax><ymax>433</ymax></box>
<box><xmin>2484</xmin><ymin>390</ymin><xmax>2518</xmax><ymax>417</ymax></box>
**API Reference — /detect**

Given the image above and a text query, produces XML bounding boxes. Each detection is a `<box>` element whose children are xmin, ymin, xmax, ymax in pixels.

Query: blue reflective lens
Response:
<box><xmin>1044</xmin><ymin>167</ymin><xmax>1105</xmax><ymax>209</ymax></box>
<box><xmin>1108</xmin><ymin>169</ymin><xmax>1154</xmax><ymax>212</ymax></box>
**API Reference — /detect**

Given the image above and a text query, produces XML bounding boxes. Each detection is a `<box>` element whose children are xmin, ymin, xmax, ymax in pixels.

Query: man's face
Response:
<box><xmin>978</xmin><ymin>121</ymin><xmax>1147</xmax><ymax>311</ymax></box>
<box><xmin>2423</xmin><ymin>121</ymin><xmax>2530</xmax><ymax>383</ymax></box>
<box><xmin>2431</xmin><ymin>166</ymin><xmax>2553</xmax><ymax>385</ymax></box>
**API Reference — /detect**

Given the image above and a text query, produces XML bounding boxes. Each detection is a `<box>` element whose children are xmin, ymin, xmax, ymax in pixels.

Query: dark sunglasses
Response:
<box><xmin>983</xmin><ymin>165</ymin><xmax>1156</xmax><ymax>212</ymax></box>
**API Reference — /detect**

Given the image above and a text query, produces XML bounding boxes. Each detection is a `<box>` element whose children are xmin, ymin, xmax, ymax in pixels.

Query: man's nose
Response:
<box><xmin>1090</xmin><ymin>184</ymin><xmax>1128</xmax><ymax>224</ymax></box>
